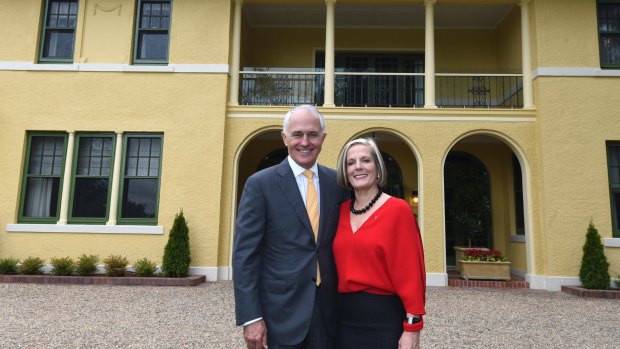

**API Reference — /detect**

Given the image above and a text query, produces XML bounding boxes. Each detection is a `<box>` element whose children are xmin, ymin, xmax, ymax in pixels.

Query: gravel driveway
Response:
<box><xmin>1</xmin><ymin>281</ymin><xmax>618</xmax><ymax>348</ymax></box>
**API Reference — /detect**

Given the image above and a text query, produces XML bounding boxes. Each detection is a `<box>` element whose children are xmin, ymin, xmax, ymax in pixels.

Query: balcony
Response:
<box><xmin>232</xmin><ymin>1</ymin><xmax>530</xmax><ymax>109</ymax></box>
<box><xmin>240</xmin><ymin>69</ymin><xmax>523</xmax><ymax>108</ymax></box>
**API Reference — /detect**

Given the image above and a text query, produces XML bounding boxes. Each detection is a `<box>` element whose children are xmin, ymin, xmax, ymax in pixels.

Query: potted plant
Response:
<box><xmin>458</xmin><ymin>249</ymin><xmax>511</xmax><ymax>281</ymax></box>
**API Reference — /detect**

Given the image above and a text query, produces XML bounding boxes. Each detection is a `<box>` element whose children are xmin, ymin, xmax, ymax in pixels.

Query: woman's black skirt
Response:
<box><xmin>337</xmin><ymin>292</ymin><xmax>406</xmax><ymax>349</ymax></box>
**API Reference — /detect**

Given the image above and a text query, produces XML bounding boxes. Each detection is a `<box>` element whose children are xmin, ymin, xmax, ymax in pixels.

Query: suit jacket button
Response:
<box><xmin>311</xmin><ymin>277</ymin><xmax>317</xmax><ymax>282</ymax></box>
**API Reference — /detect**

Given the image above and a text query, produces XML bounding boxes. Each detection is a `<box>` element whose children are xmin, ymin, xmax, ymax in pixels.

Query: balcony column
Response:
<box><xmin>228</xmin><ymin>0</ymin><xmax>243</xmax><ymax>106</ymax></box>
<box><xmin>107</xmin><ymin>132</ymin><xmax>124</xmax><ymax>226</ymax></box>
<box><xmin>520</xmin><ymin>0</ymin><xmax>534</xmax><ymax>109</ymax></box>
<box><xmin>424</xmin><ymin>0</ymin><xmax>437</xmax><ymax>108</ymax></box>
<box><xmin>57</xmin><ymin>131</ymin><xmax>75</xmax><ymax>225</ymax></box>
<box><xmin>323</xmin><ymin>0</ymin><xmax>336</xmax><ymax>107</ymax></box>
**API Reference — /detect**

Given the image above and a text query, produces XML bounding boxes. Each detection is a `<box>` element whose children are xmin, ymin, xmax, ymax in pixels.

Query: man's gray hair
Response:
<box><xmin>282</xmin><ymin>105</ymin><xmax>326</xmax><ymax>135</ymax></box>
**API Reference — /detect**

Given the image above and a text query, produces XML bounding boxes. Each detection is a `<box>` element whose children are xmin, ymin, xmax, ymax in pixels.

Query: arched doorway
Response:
<box><xmin>444</xmin><ymin>151</ymin><xmax>492</xmax><ymax>267</ymax></box>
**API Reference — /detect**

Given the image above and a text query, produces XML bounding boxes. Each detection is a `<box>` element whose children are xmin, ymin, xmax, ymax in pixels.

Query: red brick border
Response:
<box><xmin>0</xmin><ymin>274</ymin><xmax>206</xmax><ymax>286</ymax></box>
<box><xmin>561</xmin><ymin>285</ymin><xmax>620</xmax><ymax>299</ymax></box>
<box><xmin>448</xmin><ymin>278</ymin><xmax>530</xmax><ymax>289</ymax></box>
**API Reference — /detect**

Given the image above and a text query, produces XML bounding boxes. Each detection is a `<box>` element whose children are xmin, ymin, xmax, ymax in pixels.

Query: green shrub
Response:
<box><xmin>133</xmin><ymin>258</ymin><xmax>157</xmax><ymax>277</ymax></box>
<box><xmin>76</xmin><ymin>254</ymin><xmax>100</xmax><ymax>276</ymax></box>
<box><xmin>103</xmin><ymin>255</ymin><xmax>128</xmax><ymax>277</ymax></box>
<box><xmin>579</xmin><ymin>222</ymin><xmax>610</xmax><ymax>289</ymax></box>
<box><xmin>0</xmin><ymin>257</ymin><xmax>20</xmax><ymax>275</ymax></box>
<box><xmin>162</xmin><ymin>210</ymin><xmax>191</xmax><ymax>278</ymax></box>
<box><xmin>51</xmin><ymin>257</ymin><xmax>75</xmax><ymax>276</ymax></box>
<box><xmin>20</xmin><ymin>256</ymin><xmax>45</xmax><ymax>275</ymax></box>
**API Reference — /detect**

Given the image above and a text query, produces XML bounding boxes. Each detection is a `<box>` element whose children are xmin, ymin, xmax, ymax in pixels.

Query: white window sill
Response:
<box><xmin>510</xmin><ymin>235</ymin><xmax>526</xmax><ymax>243</ymax></box>
<box><xmin>7</xmin><ymin>224</ymin><xmax>163</xmax><ymax>235</ymax></box>
<box><xmin>604</xmin><ymin>238</ymin><xmax>620</xmax><ymax>247</ymax></box>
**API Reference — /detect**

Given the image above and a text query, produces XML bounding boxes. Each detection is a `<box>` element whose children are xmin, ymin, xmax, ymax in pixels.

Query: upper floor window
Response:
<box><xmin>39</xmin><ymin>0</ymin><xmax>78</xmax><ymax>63</ymax></box>
<box><xmin>133</xmin><ymin>0</ymin><xmax>172</xmax><ymax>64</ymax></box>
<box><xmin>597</xmin><ymin>1</ymin><xmax>620</xmax><ymax>68</ymax></box>
<box><xmin>607</xmin><ymin>142</ymin><xmax>620</xmax><ymax>237</ymax></box>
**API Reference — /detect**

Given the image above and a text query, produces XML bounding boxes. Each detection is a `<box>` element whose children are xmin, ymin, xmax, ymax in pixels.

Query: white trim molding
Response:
<box><xmin>426</xmin><ymin>272</ymin><xmax>448</xmax><ymax>287</ymax></box>
<box><xmin>533</xmin><ymin>67</ymin><xmax>620</xmax><ymax>79</ymax></box>
<box><xmin>604</xmin><ymin>238</ymin><xmax>620</xmax><ymax>247</ymax></box>
<box><xmin>527</xmin><ymin>274</ymin><xmax>580</xmax><ymax>291</ymax></box>
<box><xmin>7</xmin><ymin>224</ymin><xmax>163</xmax><ymax>235</ymax></box>
<box><xmin>0</xmin><ymin>61</ymin><xmax>229</xmax><ymax>73</ymax></box>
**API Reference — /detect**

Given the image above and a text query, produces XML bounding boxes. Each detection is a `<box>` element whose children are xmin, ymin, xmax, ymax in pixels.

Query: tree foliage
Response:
<box><xmin>579</xmin><ymin>222</ymin><xmax>610</xmax><ymax>289</ymax></box>
<box><xmin>162</xmin><ymin>210</ymin><xmax>191</xmax><ymax>278</ymax></box>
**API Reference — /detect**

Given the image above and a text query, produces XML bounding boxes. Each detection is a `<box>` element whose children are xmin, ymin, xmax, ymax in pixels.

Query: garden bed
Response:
<box><xmin>561</xmin><ymin>285</ymin><xmax>620</xmax><ymax>299</ymax></box>
<box><xmin>0</xmin><ymin>274</ymin><xmax>206</xmax><ymax>286</ymax></box>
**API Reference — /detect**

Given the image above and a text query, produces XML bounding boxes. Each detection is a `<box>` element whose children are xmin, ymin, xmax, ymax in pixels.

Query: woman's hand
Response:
<box><xmin>398</xmin><ymin>330</ymin><xmax>420</xmax><ymax>349</ymax></box>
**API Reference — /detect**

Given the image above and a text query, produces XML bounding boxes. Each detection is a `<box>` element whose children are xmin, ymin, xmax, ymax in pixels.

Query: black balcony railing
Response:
<box><xmin>436</xmin><ymin>74</ymin><xmax>523</xmax><ymax>108</ymax></box>
<box><xmin>239</xmin><ymin>69</ymin><xmax>523</xmax><ymax>108</ymax></box>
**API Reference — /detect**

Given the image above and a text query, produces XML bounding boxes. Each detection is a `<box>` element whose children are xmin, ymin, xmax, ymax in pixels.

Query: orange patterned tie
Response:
<box><xmin>303</xmin><ymin>170</ymin><xmax>321</xmax><ymax>285</ymax></box>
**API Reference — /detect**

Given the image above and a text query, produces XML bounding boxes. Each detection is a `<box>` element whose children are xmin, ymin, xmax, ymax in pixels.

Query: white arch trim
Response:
<box><xmin>442</xmin><ymin>129</ymin><xmax>536</xmax><ymax>288</ymax></box>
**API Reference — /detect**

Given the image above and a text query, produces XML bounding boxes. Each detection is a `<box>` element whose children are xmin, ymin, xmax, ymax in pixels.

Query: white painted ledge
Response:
<box><xmin>604</xmin><ymin>238</ymin><xmax>620</xmax><ymax>247</ymax></box>
<box><xmin>510</xmin><ymin>235</ymin><xmax>526</xmax><ymax>243</ymax></box>
<box><xmin>7</xmin><ymin>223</ymin><xmax>163</xmax><ymax>235</ymax></box>
<box><xmin>533</xmin><ymin>67</ymin><xmax>620</xmax><ymax>78</ymax></box>
<box><xmin>0</xmin><ymin>61</ymin><xmax>229</xmax><ymax>73</ymax></box>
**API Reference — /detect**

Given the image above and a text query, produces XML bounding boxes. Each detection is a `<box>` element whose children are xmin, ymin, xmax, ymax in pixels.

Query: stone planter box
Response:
<box><xmin>458</xmin><ymin>260</ymin><xmax>511</xmax><ymax>281</ymax></box>
<box><xmin>454</xmin><ymin>246</ymin><xmax>489</xmax><ymax>273</ymax></box>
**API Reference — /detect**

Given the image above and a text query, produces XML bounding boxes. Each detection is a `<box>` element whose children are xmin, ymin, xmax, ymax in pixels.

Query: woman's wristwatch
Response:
<box><xmin>406</xmin><ymin>315</ymin><xmax>422</xmax><ymax>324</ymax></box>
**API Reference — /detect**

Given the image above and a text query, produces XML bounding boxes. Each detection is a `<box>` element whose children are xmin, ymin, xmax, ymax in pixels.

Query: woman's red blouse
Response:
<box><xmin>334</xmin><ymin>197</ymin><xmax>426</xmax><ymax>317</ymax></box>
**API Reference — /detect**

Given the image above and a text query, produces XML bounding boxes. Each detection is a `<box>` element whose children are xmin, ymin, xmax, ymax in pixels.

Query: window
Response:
<box><xmin>607</xmin><ymin>142</ymin><xmax>620</xmax><ymax>237</ymax></box>
<box><xmin>597</xmin><ymin>1</ymin><xmax>620</xmax><ymax>68</ymax></box>
<box><xmin>69</xmin><ymin>134</ymin><xmax>115</xmax><ymax>223</ymax></box>
<box><xmin>39</xmin><ymin>0</ymin><xmax>78</xmax><ymax>63</ymax></box>
<box><xmin>119</xmin><ymin>135</ymin><xmax>163</xmax><ymax>223</ymax></box>
<box><xmin>133</xmin><ymin>0</ymin><xmax>172</xmax><ymax>64</ymax></box>
<box><xmin>19</xmin><ymin>133</ymin><xmax>67</xmax><ymax>222</ymax></box>
<box><xmin>18</xmin><ymin>132</ymin><xmax>163</xmax><ymax>226</ymax></box>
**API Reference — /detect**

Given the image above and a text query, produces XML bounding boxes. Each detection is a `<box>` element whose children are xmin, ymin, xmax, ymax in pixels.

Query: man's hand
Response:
<box><xmin>399</xmin><ymin>330</ymin><xmax>420</xmax><ymax>349</ymax></box>
<box><xmin>243</xmin><ymin>320</ymin><xmax>268</xmax><ymax>349</ymax></box>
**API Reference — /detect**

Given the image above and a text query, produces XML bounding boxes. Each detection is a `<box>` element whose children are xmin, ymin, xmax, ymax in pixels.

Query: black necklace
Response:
<box><xmin>350</xmin><ymin>188</ymin><xmax>382</xmax><ymax>215</ymax></box>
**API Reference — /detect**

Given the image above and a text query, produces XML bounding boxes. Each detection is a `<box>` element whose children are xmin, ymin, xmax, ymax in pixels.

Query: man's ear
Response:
<box><xmin>281</xmin><ymin>131</ymin><xmax>288</xmax><ymax>145</ymax></box>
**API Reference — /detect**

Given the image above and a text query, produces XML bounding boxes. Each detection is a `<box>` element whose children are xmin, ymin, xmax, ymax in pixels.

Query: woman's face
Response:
<box><xmin>346</xmin><ymin>144</ymin><xmax>378</xmax><ymax>191</ymax></box>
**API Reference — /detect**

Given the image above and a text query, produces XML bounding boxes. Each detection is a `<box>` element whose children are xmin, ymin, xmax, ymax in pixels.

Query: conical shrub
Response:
<box><xmin>162</xmin><ymin>210</ymin><xmax>191</xmax><ymax>277</ymax></box>
<box><xmin>579</xmin><ymin>222</ymin><xmax>610</xmax><ymax>289</ymax></box>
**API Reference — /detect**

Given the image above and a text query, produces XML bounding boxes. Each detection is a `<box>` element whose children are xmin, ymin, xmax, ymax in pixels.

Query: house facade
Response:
<box><xmin>1</xmin><ymin>0</ymin><xmax>619</xmax><ymax>291</ymax></box>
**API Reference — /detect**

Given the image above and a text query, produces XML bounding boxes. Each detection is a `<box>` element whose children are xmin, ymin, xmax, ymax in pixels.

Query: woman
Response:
<box><xmin>333</xmin><ymin>138</ymin><xmax>426</xmax><ymax>349</ymax></box>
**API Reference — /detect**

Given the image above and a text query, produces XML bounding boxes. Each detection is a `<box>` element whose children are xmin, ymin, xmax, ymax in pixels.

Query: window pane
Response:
<box><xmin>59</xmin><ymin>2</ymin><xmax>69</xmax><ymax>14</ymax></box>
<box><xmin>89</xmin><ymin>157</ymin><xmax>102</xmax><ymax>176</ymax></box>
<box><xmin>72</xmin><ymin>178</ymin><xmax>109</xmax><ymax>218</ymax></box>
<box><xmin>23</xmin><ymin>177</ymin><xmax>60</xmax><ymax>218</ymax></box>
<box><xmin>28</xmin><ymin>136</ymin><xmax>65</xmax><ymax>175</ymax></box>
<box><xmin>137</xmin><ymin>32</ymin><xmax>168</xmax><ymax>60</ymax></box>
<box><xmin>121</xmin><ymin>178</ymin><xmax>158</xmax><ymax>218</ymax></box>
<box><xmin>51</xmin><ymin>2</ymin><xmax>59</xmax><ymax>14</ymax></box>
<box><xmin>614</xmin><ymin>191</ymin><xmax>620</xmax><ymax>231</ymax></box>
<box><xmin>137</xmin><ymin>158</ymin><xmax>150</xmax><ymax>176</ymax></box>
<box><xmin>151</xmin><ymin>138</ymin><xmax>161</xmax><ymax>156</ymax></box>
<box><xmin>58</xmin><ymin>15</ymin><xmax>68</xmax><ymax>27</ymax></box>
<box><xmin>42</xmin><ymin>30</ymin><xmax>74</xmax><ymax>58</ymax></box>
<box><xmin>149</xmin><ymin>160</ymin><xmax>159</xmax><ymax>176</ymax></box>
<box><xmin>139</xmin><ymin>138</ymin><xmax>151</xmax><ymax>156</ymax></box>
<box><xmin>48</xmin><ymin>15</ymin><xmax>58</xmax><ymax>27</ymax></box>
<box><xmin>600</xmin><ymin>35</ymin><xmax>620</xmax><ymax>65</ymax></box>
<box><xmin>126</xmin><ymin>157</ymin><xmax>138</xmax><ymax>176</ymax></box>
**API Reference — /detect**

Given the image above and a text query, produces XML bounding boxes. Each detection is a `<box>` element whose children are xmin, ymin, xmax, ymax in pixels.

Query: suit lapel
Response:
<box><xmin>275</xmin><ymin>160</ymin><xmax>315</xmax><ymax>238</ymax></box>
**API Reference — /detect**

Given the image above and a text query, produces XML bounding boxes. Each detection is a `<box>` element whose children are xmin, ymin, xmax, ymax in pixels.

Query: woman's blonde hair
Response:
<box><xmin>336</xmin><ymin>138</ymin><xmax>387</xmax><ymax>190</ymax></box>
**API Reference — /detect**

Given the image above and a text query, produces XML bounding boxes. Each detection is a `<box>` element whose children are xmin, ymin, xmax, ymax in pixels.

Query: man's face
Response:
<box><xmin>281</xmin><ymin>109</ymin><xmax>326</xmax><ymax>170</ymax></box>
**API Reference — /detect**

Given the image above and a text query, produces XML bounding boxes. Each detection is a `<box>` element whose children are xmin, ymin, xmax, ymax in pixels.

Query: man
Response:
<box><xmin>233</xmin><ymin>105</ymin><xmax>347</xmax><ymax>349</ymax></box>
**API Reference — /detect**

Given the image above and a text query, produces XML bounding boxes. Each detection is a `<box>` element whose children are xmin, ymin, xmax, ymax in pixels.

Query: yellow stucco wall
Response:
<box><xmin>533</xmin><ymin>76</ymin><xmax>620</xmax><ymax>276</ymax></box>
<box><xmin>532</xmin><ymin>0</ymin><xmax>600</xmax><ymax>68</ymax></box>
<box><xmin>0</xmin><ymin>0</ymin><xmax>42</xmax><ymax>61</ymax></box>
<box><xmin>0</xmin><ymin>71</ymin><xmax>229</xmax><ymax>267</ymax></box>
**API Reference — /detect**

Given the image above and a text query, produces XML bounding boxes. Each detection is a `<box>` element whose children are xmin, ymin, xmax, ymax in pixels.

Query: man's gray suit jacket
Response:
<box><xmin>233</xmin><ymin>159</ymin><xmax>347</xmax><ymax>346</ymax></box>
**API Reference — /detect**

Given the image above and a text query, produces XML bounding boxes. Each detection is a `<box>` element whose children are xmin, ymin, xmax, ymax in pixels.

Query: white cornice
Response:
<box><xmin>0</xmin><ymin>61</ymin><xmax>229</xmax><ymax>73</ymax></box>
<box><xmin>533</xmin><ymin>67</ymin><xmax>620</xmax><ymax>79</ymax></box>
